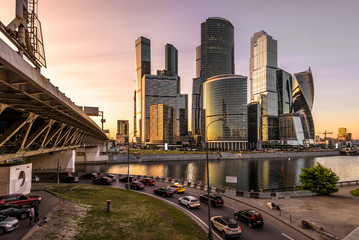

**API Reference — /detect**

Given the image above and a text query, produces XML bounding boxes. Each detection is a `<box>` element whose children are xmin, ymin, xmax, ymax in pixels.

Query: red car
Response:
<box><xmin>0</xmin><ymin>194</ymin><xmax>42</xmax><ymax>206</ymax></box>
<box><xmin>139</xmin><ymin>178</ymin><xmax>155</xmax><ymax>186</ymax></box>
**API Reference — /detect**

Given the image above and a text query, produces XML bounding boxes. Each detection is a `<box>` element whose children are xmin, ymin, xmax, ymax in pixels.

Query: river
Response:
<box><xmin>76</xmin><ymin>155</ymin><xmax>359</xmax><ymax>191</ymax></box>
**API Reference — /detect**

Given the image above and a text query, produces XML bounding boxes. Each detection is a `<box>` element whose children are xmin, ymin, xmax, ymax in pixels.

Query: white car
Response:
<box><xmin>211</xmin><ymin>216</ymin><xmax>241</xmax><ymax>239</ymax></box>
<box><xmin>178</xmin><ymin>196</ymin><xmax>200</xmax><ymax>209</ymax></box>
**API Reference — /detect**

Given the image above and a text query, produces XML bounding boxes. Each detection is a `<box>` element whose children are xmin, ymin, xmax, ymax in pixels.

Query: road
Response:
<box><xmin>85</xmin><ymin>177</ymin><xmax>311</xmax><ymax>240</ymax></box>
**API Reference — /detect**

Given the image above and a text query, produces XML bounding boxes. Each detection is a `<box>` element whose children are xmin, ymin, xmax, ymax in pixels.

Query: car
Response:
<box><xmin>168</xmin><ymin>183</ymin><xmax>186</xmax><ymax>193</ymax></box>
<box><xmin>234</xmin><ymin>209</ymin><xmax>264</xmax><ymax>228</ymax></box>
<box><xmin>92</xmin><ymin>176</ymin><xmax>112</xmax><ymax>185</ymax></box>
<box><xmin>119</xmin><ymin>176</ymin><xmax>137</xmax><ymax>183</ymax></box>
<box><xmin>139</xmin><ymin>178</ymin><xmax>155</xmax><ymax>186</ymax></box>
<box><xmin>178</xmin><ymin>196</ymin><xmax>200</xmax><ymax>209</ymax></box>
<box><xmin>51</xmin><ymin>172</ymin><xmax>72</xmax><ymax>180</ymax></box>
<box><xmin>105</xmin><ymin>174</ymin><xmax>117</xmax><ymax>181</ymax></box>
<box><xmin>0</xmin><ymin>215</ymin><xmax>19</xmax><ymax>235</ymax></box>
<box><xmin>153</xmin><ymin>187</ymin><xmax>174</xmax><ymax>197</ymax></box>
<box><xmin>60</xmin><ymin>176</ymin><xmax>79</xmax><ymax>183</ymax></box>
<box><xmin>125</xmin><ymin>181</ymin><xmax>145</xmax><ymax>190</ymax></box>
<box><xmin>80</xmin><ymin>173</ymin><xmax>98</xmax><ymax>180</ymax></box>
<box><xmin>32</xmin><ymin>176</ymin><xmax>40</xmax><ymax>183</ymax></box>
<box><xmin>199</xmin><ymin>193</ymin><xmax>224</xmax><ymax>207</ymax></box>
<box><xmin>211</xmin><ymin>216</ymin><xmax>241</xmax><ymax>239</ymax></box>
<box><xmin>0</xmin><ymin>194</ymin><xmax>42</xmax><ymax>207</ymax></box>
<box><xmin>0</xmin><ymin>204</ymin><xmax>31</xmax><ymax>220</ymax></box>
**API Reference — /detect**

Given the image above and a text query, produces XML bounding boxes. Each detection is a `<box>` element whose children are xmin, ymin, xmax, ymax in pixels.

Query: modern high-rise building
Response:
<box><xmin>192</xmin><ymin>46</ymin><xmax>202</xmax><ymax>135</ymax></box>
<box><xmin>338</xmin><ymin>128</ymin><xmax>347</xmax><ymax>141</ymax></box>
<box><xmin>249</xmin><ymin>31</ymin><xmax>279</xmax><ymax>146</ymax></box>
<box><xmin>276</xmin><ymin>69</ymin><xmax>292</xmax><ymax>115</ymax></box>
<box><xmin>134</xmin><ymin>37</ymin><xmax>188</xmax><ymax>145</ymax></box>
<box><xmin>292</xmin><ymin>67</ymin><xmax>315</xmax><ymax>143</ymax></box>
<box><xmin>279</xmin><ymin>113</ymin><xmax>308</xmax><ymax>145</ymax></box>
<box><xmin>203</xmin><ymin>74</ymin><xmax>248</xmax><ymax>150</ymax></box>
<box><xmin>117</xmin><ymin>120</ymin><xmax>129</xmax><ymax>135</ymax></box>
<box><xmin>134</xmin><ymin>36</ymin><xmax>151</xmax><ymax>140</ymax></box>
<box><xmin>150</xmin><ymin>104</ymin><xmax>175</xmax><ymax>145</ymax></box>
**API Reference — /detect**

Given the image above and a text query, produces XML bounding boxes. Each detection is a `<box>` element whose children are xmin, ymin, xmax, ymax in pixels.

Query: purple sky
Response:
<box><xmin>1</xmin><ymin>0</ymin><xmax>359</xmax><ymax>139</ymax></box>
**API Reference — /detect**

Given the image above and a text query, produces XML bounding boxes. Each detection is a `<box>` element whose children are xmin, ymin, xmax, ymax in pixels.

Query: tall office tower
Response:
<box><xmin>201</xmin><ymin>17</ymin><xmax>235</xmax><ymax>82</ymax></box>
<box><xmin>292</xmin><ymin>67</ymin><xmax>315</xmax><ymax>143</ymax></box>
<box><xmin>134</xmin><ymin>36</ymin><xmax>151</xmax><ymax>140</ymax></box>
<box><xmin>165</xmin><ymin>44</ymin><xmax>178</xmax><ymax>77</ymax></box>
<box><xmin>250</xmin><ymin>31</ymin><xmax>279</xmax><ymax>145</ymax></box>
<box><xmin>279</xmin><ymin>113</ymin><xmax>308</xmax><ymax>145</ymax></box>
<box><xmin>116</xmin><ymin>120</ymin><xmax>129</xmax><ymax>144</ymax></box>
<box><xmin>150</xmin><ymin>104</ymin><xmax>175</xmax><ymax>145</ymax></box>
<box><xmin>192</xmin><ymin>46</ymin><xmax>202</xmax><ymax>135</ymax></box>
<box><xmin>276</xmin><ymin>69</ymin><xmax>292</xmax><ymax>115</ymax></box>
<box><xmin>338</xmin><ymin>128</ymin><xmax>347</xmax><ymax>141</ymax></box>
<box><xmin>203</xmin><ymin>75</ymin><xmax>248</xmax><ymax>150</ymax></box>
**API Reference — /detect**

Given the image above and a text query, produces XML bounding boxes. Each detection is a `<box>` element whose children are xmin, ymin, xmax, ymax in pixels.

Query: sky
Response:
<box><xmin>1</xmin><ymin>0</ymin><xmax>359</xmax><ymax>139</ymax></box>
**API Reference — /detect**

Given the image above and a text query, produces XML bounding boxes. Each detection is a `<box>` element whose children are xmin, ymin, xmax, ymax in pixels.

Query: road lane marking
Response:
<box><xmin>282</xmin><ymin>233</ymin><xmax>294</xmax><ymax>240</ymax></box>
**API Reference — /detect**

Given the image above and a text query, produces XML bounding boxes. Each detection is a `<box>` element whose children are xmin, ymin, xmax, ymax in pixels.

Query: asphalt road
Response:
<box><xmin>85</xmin><ymin>178</ymin><xmax>311</xmax><ymax>240</ymax></box>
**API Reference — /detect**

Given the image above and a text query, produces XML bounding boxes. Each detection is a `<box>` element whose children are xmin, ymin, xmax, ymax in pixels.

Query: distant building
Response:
<box><xmin>150</xmin><ymin>104</ymin><xmax>175</xmax><ymax>145</ymax></box>
<box><xmin>249</xmin><ymin>31</ymin><xmax>279</xmax><ymax>146</ymax></box>
<box><xmin>292</xmin><ymin>67</ymin><xmax>315</xmax><ymax>144</ymax></box>
<box><xmin>277</xmin><ymin>69</ymin><xmax>292</xmax><ymax>115</ymax></box>
<box><xmin>279</xmin><ymin>113</ymin><xmax>308</xmax><ymax>145</ymax></box>
<box><xmin>248</xmin><ymin>102</ymin><xmax>260</xmax><ymax>149</ymax></box>
<box><xmin>203</xmin><ymin>74</ymin><xmax>248</xmax><ymax>150</ymax></box>
<box><xmin>116</xmin><ymin>120</ymin><xmax>129</xmax><ymax>145</ymax></box>
<box><xmin>338</xmin><ymin>128</ymin><xmax>346</xmax><ymax>141</ymax></box>
<box><xmin>346</xmin><ymin>133</ymin><xmax>352</xmax><ymax>141</ymax></box>
<box><xmin>192</xmin><ymin>46</ymin><xmax>202</xmax><ymax>135</ymax></box>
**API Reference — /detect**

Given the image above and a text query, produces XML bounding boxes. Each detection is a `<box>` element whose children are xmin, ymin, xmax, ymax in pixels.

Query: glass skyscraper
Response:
<box><xmin>203</xmin><ymin>74</ymin><xmax>248</xmax><ymax>150</ymax></box>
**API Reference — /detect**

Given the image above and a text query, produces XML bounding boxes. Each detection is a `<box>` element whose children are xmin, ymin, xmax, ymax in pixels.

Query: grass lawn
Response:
<box><xmin>47</xmin><ymin>184</ymin><xmax>207</xmax><ymax>240</ymax></box>
<box><xmin>350</xmin><ymin>189</ymin><xmax>359</xmax><ymax>196</ymax></box>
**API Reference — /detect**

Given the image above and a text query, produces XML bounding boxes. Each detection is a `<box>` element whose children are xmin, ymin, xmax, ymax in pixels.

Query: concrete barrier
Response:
<box><xmin>320</xmin><ymin>231</ymin><xmax>339</xmax><ymax>240</ymax></box>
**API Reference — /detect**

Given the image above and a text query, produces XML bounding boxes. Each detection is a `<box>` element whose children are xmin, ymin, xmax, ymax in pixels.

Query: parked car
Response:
<box><xmin>51</xmin><ymin>172</ymin><xmax>72</xmax><ymax>180</ymax></box>
<box><xmin>125</xmin><ymin>181</ymin><xmax>145</xmax><ymax>190</ymax></box>
<box><xmin>178</xmin><ymin>196</ymin><xmax>200</xmax><ymax>209</ymax></box>
<box><xmin>105</xmin><ymin>174</ymin><xmax>117</xmax><ymax>181</ymax></box>
<box><xmin>234</xmin><ymin>209</ymin><xmax>263</xmax><ymax>228</ymax></box>
<box><xmin>119</xmin><ymin>176</ymin><xmax>137</xmax><ymax>183</ymax></box>
<box><xmin>168</xmin><ymin>183</ymin><xmax>186</xmax><ymax>193</ymax></box>
<box><xmin>32</xmin><ymin>176</ymin><xmax>40</xmax><ymax>183</ymax></box>
<box><xmin>153</xmin><ymin>187</ymin><xmax>174</xmax><ymax>197</ymax></box>
<box><xmin>92</xmin><ymin>176</ymin><xmax>112</xmax><ymax>185</ymax></box>
<box><xmin>0</xmin><ymin>215</ymin><xmax>19</xmax><ymax>235</ymax></box>
<box><xmin>0</xmin><ymin>204</ymin><xmax>30</xmax><ymax>220</ymax></box>
<box><xmin>139</xmin><ymin>178</ymin><xmax>155</xmax><ymax>186</ymax></box>
<box><xmin>211</xmin><ymin>216</ymin><xmax>241</xmax><ymax>239</ymax></box>
<box><xmin>80</xmin><ymin>173</ymin><xmax>98</xmax><ymax>180</ymax></box>
<box><xmin>0</xmin><ymin>194</ymin><xmax>41</xmax><ymax>207</ymax></box>
<box><xmin>199</xmin><ymin>193</ymin><xmax>224</xmax><ymax>207</ymax></box>
<box><xmin>60</xmin><ymin>176</ymin><xmax>79</xmax><ymax>183</ymax></box>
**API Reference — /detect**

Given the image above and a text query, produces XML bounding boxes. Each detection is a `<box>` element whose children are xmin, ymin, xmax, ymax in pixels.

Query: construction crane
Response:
<box><xmin>316</xmin><ymin>130</ymin><xmax>333</xmax><ymax>141</ymax></box>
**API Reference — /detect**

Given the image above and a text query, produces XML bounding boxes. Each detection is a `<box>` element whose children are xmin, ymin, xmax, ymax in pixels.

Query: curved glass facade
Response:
<box><xmin>292</xmin><ymin>67</ymin><xmax>315</xmax><ymax>141</ymax></box>
<box><xmin>203</xmin><ymin>75</ymin><xmax>247</xmax><ymax>150</ymax></box>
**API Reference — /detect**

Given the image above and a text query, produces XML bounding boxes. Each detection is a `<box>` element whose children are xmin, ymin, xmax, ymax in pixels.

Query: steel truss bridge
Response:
<box><xmin>0</xmin><ymin>32</ymin><xmax>108</xmax><ymax>163</ymax></box>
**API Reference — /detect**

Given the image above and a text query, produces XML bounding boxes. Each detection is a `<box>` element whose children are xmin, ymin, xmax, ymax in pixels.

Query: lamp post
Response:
<box><xmin>127</xmin><ymin>131</ymin><xmax>136</xmax><ymax>190</ymax></box>
<box><xmin>206</xmin><ymin>116</ymin><xmax>225</xmax><ymax>240</ymax></box>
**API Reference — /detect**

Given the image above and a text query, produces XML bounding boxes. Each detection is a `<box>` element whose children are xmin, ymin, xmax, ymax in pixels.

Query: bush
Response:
<box><xmin>350</xmin><ymin>189</ymin><xmax>359</xmax><ymax>196</ymax></box>
<box><xmin>299</xmin><ymin>163</ymin><xmax>339</xmax><ymax>195</ymax></box>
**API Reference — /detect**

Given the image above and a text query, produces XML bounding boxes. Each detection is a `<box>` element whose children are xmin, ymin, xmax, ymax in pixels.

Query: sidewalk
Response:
<box><xmin>224</xmin><ymin>185</ymin><xmax>359</xmax><ymax>240</ymax></box>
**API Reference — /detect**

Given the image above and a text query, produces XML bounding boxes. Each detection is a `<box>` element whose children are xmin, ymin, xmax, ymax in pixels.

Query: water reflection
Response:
<box><xmin>76</xmin><ymin>155</ymin><xmax>359</xmax><ymax>191</ymax></box>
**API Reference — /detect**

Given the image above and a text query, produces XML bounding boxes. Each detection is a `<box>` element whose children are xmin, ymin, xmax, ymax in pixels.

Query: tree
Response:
<box><xmin>299</xmin><ymin>163</ymin><xmax>339</xmax><ymax>195</ymax></box>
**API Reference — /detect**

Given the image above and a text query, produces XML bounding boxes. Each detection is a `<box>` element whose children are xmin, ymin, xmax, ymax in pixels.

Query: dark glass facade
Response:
<box><xmin>203</xmin><ymin>75</ymin><xmax>247</xmax><ymax>150</ymax></box>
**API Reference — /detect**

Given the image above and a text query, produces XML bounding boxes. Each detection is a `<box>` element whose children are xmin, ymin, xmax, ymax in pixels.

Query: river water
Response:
<box><xmin>76</xmin><ymin>155</ymin><xmax>359</xmax><ymax>191</ymax></box>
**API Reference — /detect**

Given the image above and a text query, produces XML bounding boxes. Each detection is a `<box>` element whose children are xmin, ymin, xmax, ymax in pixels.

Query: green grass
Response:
<box><xmin>350</xmin><ymin>189</ymin><xmax>359</xmax><ymax>196</ymax></box>
<box><xmin>47</xmin><ymin>184</ymin><xmax>207</xmax><ymax>240</ymax></box>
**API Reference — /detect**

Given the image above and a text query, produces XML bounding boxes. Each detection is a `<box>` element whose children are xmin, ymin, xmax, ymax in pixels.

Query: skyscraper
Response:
<box><xmin>292</xmin><ymin>67</ymin><xmax>315</xmax><ymax>143</ymax></box>
<box><xmin>165</xmin><ymin>44</ymin><xmax>178</xmax><ymax>77</ymax></box>
<box><xmin>134</xmin><ymin>36</ymin><xmax>151</xmax><ymax>140</ymax></box>
<box><xmin>192</xmin><ymin>46</ymin><xmax>202</xmax><ymax>135</ymax></box>
<box><xmin>249</xmin><ymin>31</ymin><xmax>279</xmax><ymax>145</ymax></box>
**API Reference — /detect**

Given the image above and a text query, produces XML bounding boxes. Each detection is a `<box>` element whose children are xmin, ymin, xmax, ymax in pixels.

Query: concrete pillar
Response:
<box><xmin>30</xmin><ymin>150</ymin><xmax>75</xmax><ymax>173</ymax></box>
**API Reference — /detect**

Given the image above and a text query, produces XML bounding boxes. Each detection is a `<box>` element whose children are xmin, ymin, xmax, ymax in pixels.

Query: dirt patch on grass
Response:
<box><xmin>22</xmin><ymin>199</ymin><xmax>89</xmax><ymax>240</ymax></box>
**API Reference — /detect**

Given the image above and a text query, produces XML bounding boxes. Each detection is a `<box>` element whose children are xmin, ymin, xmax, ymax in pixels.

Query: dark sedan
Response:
<box><xmin>125</xmin><ymin>181</ymin><xmax>145</xmax><ymax>190</ymax></box>
<box><xmin>119</xmin><ymin>176</ymin><xmax>137</xmax><ymax>183</ymax></box>
<box><xmin>105</xmin><ymin>174</ymin><xmax>117</xmax><ymax>181</ymax></box>
<box><xmin>92</xmin><ymin>176</ymin><xmax>112</xmax><ymax>185</ymax></box>
<box><xmin>60</xmin><ymin>176</ymin><xmax>79</xmax><ymax>183</ymax></box>
<box><xmin>154</xmin><ymin>187</ymin><xmax>174</xmax><ymax>197</ymax></box>
<box><xmin>234</xmin><ymin>209</ymin><xmax>264</xmax><ymax>228</ymax></box>
<box><xmin>80</xmin><ymin>173</ymin><xmax>98</xmax><ymax>180</ymax></box>
<box><xmin>199</xmin><ymin>193</ymin><xmax>224</xmax><ymax>207</ymax></box>
<box><xmin>0</xmin><ymin>204</ymin><xmax>30</xmax><ymax>220</ymax></box>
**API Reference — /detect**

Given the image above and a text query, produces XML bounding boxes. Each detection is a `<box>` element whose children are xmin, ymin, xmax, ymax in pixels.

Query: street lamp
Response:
<box><xmin>127</xmin><ymin>131</ymin><xmax>136</xmax><ymax>190</ymax></box>
<box><xmin>206</xmin><ymin>116</ymin><xmax>225</xmax><ymax>240</ymax></box>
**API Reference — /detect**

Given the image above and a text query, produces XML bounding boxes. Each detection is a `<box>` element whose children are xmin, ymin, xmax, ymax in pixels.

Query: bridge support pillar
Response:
<box><xmin>30</xmin><ymin>150</ymin><xmax>75</xmax><ymax>173</ymax></box>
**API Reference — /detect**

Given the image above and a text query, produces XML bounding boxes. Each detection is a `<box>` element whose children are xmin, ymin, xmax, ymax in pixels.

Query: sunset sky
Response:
<box><xmin>1</xmin><ymin>0</ymin><xmax>358</xmax><ymax>139</ymax></box>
